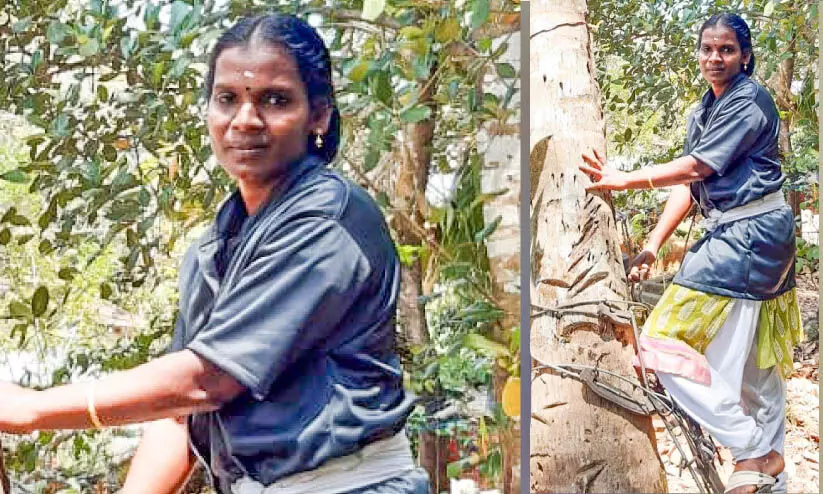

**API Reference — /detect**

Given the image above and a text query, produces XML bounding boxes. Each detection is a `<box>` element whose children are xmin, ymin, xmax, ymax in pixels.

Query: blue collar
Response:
<box><xmin>203</xmin><ymin>154</ymin><xmax>326</xmax><ymax>245</ymax></box>
<box><xmin>699</xmin><ymin>72</ymin><xmax>748</xmax><ymax>110</ymax></box>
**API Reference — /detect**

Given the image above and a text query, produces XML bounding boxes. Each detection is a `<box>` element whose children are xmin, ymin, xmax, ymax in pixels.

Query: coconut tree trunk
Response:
<box><xmin>529</xmin><ymin>0</ymin><xmax>666</xmax><ymax>491</ymax></box>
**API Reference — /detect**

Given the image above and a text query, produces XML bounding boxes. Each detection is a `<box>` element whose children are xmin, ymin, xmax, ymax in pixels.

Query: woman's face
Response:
<box><xmin>698</xmin><ymin>25</ymin><xmax>751</xmax><ymax>94</ymax></box>
<box><xmin>207</xmin><ymin>41</ymin><xmax>330</xmax><ymax>188</ymax></box>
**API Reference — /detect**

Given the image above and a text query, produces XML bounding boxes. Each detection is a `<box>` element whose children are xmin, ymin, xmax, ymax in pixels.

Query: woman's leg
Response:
<box><xmin>740</xmin><ymin>340</ymin><xmax>787</xmax><ymax>490</ymax></box>
<box><xmin>656</xmin><ymin>299</ymin><xmax>771</xmax><ymax>457</ymax></box>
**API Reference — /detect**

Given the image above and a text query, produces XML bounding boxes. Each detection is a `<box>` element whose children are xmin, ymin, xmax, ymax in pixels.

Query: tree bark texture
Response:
<box><xmin>481</xmin><ymin>31</ymin><xmax>522</xmax><ymax>494</ymax></box>
<box><xmin>390</xmin><ymin>65</ymin><xmax>449</xmax><ymax>489</ymax></box>
<box><xmin>764</xmin><ymin>36</ymin><xmax>799</xmax><ymax>222</ymax></box>
<box><xmin>0</xmin><ymin>439</ymin><xmax>8</xmax><ymax>494</ymax></box>
<box><xmin>530</xmin><ymin>1</ymin><xmax>666</xmax><ymax>492</ymax></box>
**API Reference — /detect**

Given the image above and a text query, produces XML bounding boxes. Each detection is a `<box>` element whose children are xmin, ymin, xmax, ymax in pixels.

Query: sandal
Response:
<box><xmin>724</xmin><ymin>470</ymin><xmax>777</xmax><ymax>493</ymax></box>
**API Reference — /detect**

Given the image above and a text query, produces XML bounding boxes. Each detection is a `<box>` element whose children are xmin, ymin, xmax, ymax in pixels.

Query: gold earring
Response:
<box><xmin>315</xmin><ymin>131</ymin><xmax>324</xmax><ymax>148</ymax></box>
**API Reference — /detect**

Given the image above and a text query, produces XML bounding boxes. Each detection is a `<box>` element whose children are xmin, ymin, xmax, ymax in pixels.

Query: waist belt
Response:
<box><xmin>230</xmin><ymin>431</ymin><xmax>415</xmax><ymax>494</ymax></box>
<box><xmin>700</xmin><ymin>191</ymin><xmax>787</xmax><ymax>232</ymax></box>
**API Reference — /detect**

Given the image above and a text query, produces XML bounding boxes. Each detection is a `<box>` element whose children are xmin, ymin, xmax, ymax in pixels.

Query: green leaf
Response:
<box><xmin>400</xmin><ymin>105</ymin><xmax>431</xmax><ymax>123</ymax></box>
<box><xmin>471</xmin><ymin>0</ymin><xmax>490</xmax><ymax>30</ymax></box>
<box><xmin>435</xmin><ymin>18</ymin><xmax>461</xmax><ymax>43</ymax></box>
<box><xmin>0</xmin><ymin>170</ymin><xmax>29</xmax><ymax>184</ymax></box>
<box><xmin>495</xmin><ymin>62</ymin><xmax>516</xmax><ymax>78</ymax></box>
<box><xmin>362</xmin><ymin>0</ymin><xmax>386</xmax><ymax>22</ymax></box>
<box><xmin>764</xmin><ymin>1</ymin><xmax>775</xmax><ymax>17</ymax></box>
<box><xmin>446</xmin><ymin>460</ymin><xmax>465</xmax><ymax>479</ymax></box>
<box><xmin>100</xmin><ymin>282</ymin><xmax>113</xmax><ymax>300</ymax></box>
<box><xmin>399</xmin><ymin>26</ymin><xmax>425</xmax><ymax>39</ymax></box>
<box><xmin>31</xmin><ymin>286</ymin><xmax>49</xmax><ymax>317</ymax></box>
<box><xmin>12</xmin><ymin>323</ymin><xmax>28</xmax><ymax>347</ymax></box>
<box><xmin>169</xmin><ymin>56</ymin><xmax>191</xmax><ymax>79</ymax></box>
<box><xmin>58</xmin><ymin>267</ymin><xmax>79</xmax><ymax>281</ymax></box>
<box><xmin>364</xmin><ymin>148</ymin><xmax>380</xmax><ymax>172</ymax></box>
<box><xmin>120</xmin><ymin>35</ymin><xmax>136</xmax><ymax>59</ymax></box>
<box><xmin>12</xmin><ymin>18</ymin><xmax>31</xmax><ymax>33</ymax></box>
<box><xmin>38</xmin><ymin>239</ymin><xmax>53</xmax><ymax>255</ymax></box>
<box><xmin>475</xmin><ymin>215</ymin><xmax>502</xmax><ymax>242</ymax></box>
<box><xmin>9</xmin><ymin>301</ymin><xmax>31</xmax><ymax>320</ymax></box>
<box><xmin>396</xmin><ymin>244</ymin><xmax>423</xmax><ymax>266</ymax></box>
<box><xmin>168</xmin><ymin>1</ymin><xmax>193</xmax><ymax>33</ymax></box>
<box><xmin>463</xmin><ymin>333</ymin><xmax>510</xmax><ymax>357</ymax></box>
<box><xmin>50</xmin><ymin>114</ymin><xmax>70</xmax><ymax>138</ymax></box>
<box><xmin>348</xmin><ymin>60</ymin><xmax>371</xmax><ymax>83</ymax></box>
<box><xmin>16</xmin><ymin>234</ymin><xmax>34</xmax><ymax>245</ymax></box>
<box><xmin>8</xmin><ymin>214</ymin><xmax>30</xmax><ymax>227</ymax></box>
<box><xmin>79</xmin><ymin>38</ymin><xmax>100</xmax><ymax>57</ymax></box>
<box><xmin>47</xmin><ymin>21</ymin><xmax>68</xmax><ymax>44</ymax></box>
<box><xmin>152</xmin><ymin>60</ymin><xmax>166</xmax><ymax>87</ymax></box>
<box><xmin>0</xmin><ymin>228</ymin><xmax>10</xmax><ymax>245</ymax></box>
<box><xmin>371</xmin><ymin>70</ymin><xmax>392</xmax><ymax>106</ymax></box>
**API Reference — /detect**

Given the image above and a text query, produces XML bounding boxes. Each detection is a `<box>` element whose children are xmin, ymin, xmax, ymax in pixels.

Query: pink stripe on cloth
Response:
<box><xmin>634</xmin><ymin>334</ymin><xmax>712</xmax><ymax>385</ymax></box>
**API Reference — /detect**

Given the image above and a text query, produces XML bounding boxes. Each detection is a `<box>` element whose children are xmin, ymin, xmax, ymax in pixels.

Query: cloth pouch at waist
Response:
<box><xmin>674</xmin><ymin>190</ymin><xmax>795</xmax><ymax>300</ymax></box>
<box><xmin>634</xmin><ymin>284</ymin><xmax>803</xmax><ymax>384</ymax></box>
<box><xmin>230</xmin><ymin>431</ymin><xmax>416</xmax><ymax>494</ymax></box>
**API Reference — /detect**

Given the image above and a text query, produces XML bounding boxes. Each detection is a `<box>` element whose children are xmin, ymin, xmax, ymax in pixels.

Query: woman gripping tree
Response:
<box><xmin>579</xmin><ymin>13</ymin><xmax>801</xmax><ymax>494</ymax></box>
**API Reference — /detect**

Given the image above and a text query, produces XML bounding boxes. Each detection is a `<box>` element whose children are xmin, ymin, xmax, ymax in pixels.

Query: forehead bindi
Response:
<box><xmin>700</xmin><ymin>26</ymin><xmax>739</xmax><ymax>48</ymax></box>
<box><xmin>213</xmin><ymin>44</ymin><xmax>303</xmax><ymax>89</ymax></box>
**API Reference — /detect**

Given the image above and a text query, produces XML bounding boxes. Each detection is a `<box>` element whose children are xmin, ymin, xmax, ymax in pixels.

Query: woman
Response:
<box><xmin>579</xmin><ymin>13</ymin><xmax>801</xmax><ymax>494</ymax></box>
<box><xmin>0</xmin><ymin>14</ymin><xmax>430</xmax><ymax>494</ymax></box>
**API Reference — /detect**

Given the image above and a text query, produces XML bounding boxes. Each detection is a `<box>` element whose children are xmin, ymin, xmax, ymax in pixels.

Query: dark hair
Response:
<box><xmin>697</xmin><ymin>13</ymin><xmax>755</xmax><ymax>76</ymax></box>
<box><xmin>204</xmin><ymin>14</ymin><xmax>341</xmax><ymax>163</ymax></box>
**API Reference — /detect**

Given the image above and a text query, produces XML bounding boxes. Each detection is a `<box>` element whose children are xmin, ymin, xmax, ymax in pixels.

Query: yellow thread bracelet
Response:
<box><xmin>87</xmin><ymin>383</ymin><xmax>104</xmax><ymax>429</ymax></box>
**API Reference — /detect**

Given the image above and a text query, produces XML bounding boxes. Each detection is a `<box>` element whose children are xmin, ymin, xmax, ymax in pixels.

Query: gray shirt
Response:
<box><xmin>171</xmin><ymin>154</ymin><xmax>416</xmax><ymax>489</ymax></box>
<box><xmin>673</xmin><ymin>73</ymin><xmax>795</xmax><ymax>299</ymax></box>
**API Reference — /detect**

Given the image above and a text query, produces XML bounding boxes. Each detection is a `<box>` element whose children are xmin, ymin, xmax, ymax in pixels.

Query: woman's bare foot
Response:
<box><xmin>727</xmin><ymin>450</ymin><xmax>785</xmax><ymax>494</ymax></box>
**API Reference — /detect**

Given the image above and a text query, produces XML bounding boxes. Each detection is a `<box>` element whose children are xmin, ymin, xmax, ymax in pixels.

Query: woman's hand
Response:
<box><xmin>579</xmin><ymin>149</ymin><xmax>630</xmax><ymax>191</ymax></box>
<box><xmin>0</xmin><ymin>381</ymin><xmax>36</xmax><ymax>434</ymax></box>
<box><xmin>627</xmin><ymin>249</ymin><xmax>657</xmax><ymax>283</ymax></box>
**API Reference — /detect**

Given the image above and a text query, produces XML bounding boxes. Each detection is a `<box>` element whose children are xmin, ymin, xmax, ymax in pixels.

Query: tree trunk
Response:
<box><xmin>529</xmin><ymin>0</ymin><xmax>666</xmax><ymax>492</ymax></box>
<box><xmin>0</xmin><ymin>439</ymin><xmax>9</xmax><ymax>494</ymax></box>
<box><xmin>481</xmin><ymin>30</ymin><xmax>522</xmax><ymax>494</ymax></box>
<box><xmin>764</xmin><ymin>34</ymin><xmax>799</xmax><ymax>223</ymax></box>
<box><xmin>390</xmin><ymin>65</ymin><xmax>448</xmax><ymax>490</ymax></box>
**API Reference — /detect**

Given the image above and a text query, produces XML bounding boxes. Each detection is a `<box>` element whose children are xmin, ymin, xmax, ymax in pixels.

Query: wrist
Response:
<box><xmin>18</xmin><ymin>389</ymin><xmax>41</xmax><ymax>433</ymax></box>
<box><xmin>643</xmin><ymin>241</ymin><xmax>661</xmax><ymax>257</ymax></box>
<box><xmin>616</xmin><ymin>171</ymin><xmax>632</xmax><ymax>190</ymax></box>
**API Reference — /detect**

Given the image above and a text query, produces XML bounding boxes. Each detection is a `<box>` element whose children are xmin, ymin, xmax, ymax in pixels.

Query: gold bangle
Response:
<box><xmin>648</xmin><ymin>175</ymin><xmax>656</xmax><ymax>189</ymax></box>
<box><xmin>87</xmin><ymin>383</ymin><xmax>104</xmax><ymax>429</ymax></box>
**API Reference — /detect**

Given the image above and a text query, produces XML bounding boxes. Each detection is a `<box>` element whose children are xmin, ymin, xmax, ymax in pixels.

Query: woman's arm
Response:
<box><xmin>627</xmin><ymin>184</ymin><xmax>694</xmax><ymax>282</ymax></box>
<box><xmin>579</xmin><ymin>150</ymin><xmax>714</xmax><ymax>191</ymax></box>
<box><xmin>0</xmin><ymin>350</ymin><xmax>245</xmax><ymax>433</ymax></box>
<box><xmin>644</xmin><ymin>184</ymin><xmax>694</xmax><ymax>254</ymax></box>
<box><xmin>121</xmin><ymin>417</ymin><xmax>196</xmax><ymax>494</ymax></box>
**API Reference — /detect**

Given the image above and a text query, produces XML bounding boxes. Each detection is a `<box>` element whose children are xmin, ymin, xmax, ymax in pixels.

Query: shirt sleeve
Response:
<box><xmin>689</xmin><ymin>95</ymin><xmax>767</xmax><ymax>176</ymax></box>
<box><xmin>185</xmin><ymin>216</ymin><xmax>372</xmax><ymax>400</ymax></box>
<box><xmin>168</xmin><ymin>315</ymin><xmax>186</xmax><ymax>353</ymax></box>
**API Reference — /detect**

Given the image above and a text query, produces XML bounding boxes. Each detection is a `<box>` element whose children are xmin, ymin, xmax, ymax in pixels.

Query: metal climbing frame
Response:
<box><xmin>531</xmin><ymin>298</ymin><xmax>725</xmax><ymax>494</ymax></box>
